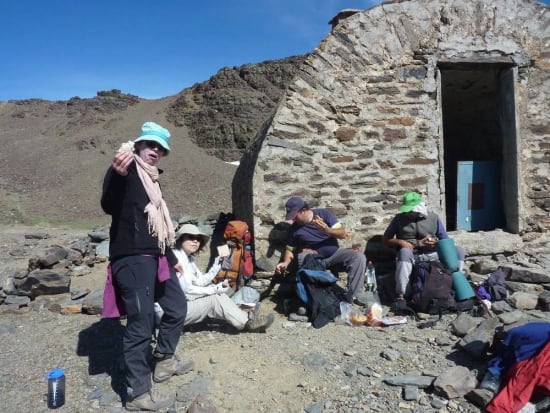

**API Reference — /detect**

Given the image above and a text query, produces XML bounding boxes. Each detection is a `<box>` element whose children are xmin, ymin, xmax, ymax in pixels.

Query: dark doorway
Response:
<box><xmin>439</xmin><ymin>62</ymin><xmax>520</xmax><ymax>233</ymax></box>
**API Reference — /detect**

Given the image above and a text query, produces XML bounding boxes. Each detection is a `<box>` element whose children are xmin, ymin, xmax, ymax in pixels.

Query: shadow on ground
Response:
<box><xmin>76</xmin><ymin>318</ymin><xmax>127</xmax><ymax>402</ymax></box>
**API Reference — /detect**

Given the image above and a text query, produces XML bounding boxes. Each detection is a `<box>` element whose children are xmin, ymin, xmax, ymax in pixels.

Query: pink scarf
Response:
<box><xmin>134</xmin><ymin>155</ymin><xmax>175</xmax><ymax>254</ymax></box>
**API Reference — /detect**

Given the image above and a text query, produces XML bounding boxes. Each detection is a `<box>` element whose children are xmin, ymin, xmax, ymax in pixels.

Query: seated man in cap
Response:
<box><xmin>275</xmin><ymin>196</ymin><xmax>367</xmax><ymax>303</ymax></box>
<box><xmin>382</xmin><ymin>191</ymin><xmax>465</xmax><ymax>305</ymax></box>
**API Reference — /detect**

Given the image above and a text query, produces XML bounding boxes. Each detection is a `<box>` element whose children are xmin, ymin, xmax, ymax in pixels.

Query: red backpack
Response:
<box><xmin>214</xmin><ymin>220</ymin><xmax>254</xmax><ymax>289</ymax></box>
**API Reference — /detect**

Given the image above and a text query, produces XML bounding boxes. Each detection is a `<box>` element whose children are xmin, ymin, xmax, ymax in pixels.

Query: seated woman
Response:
<box><xmin>155</xmin><ymin>224</ymin><xmax>274</xmax><ymax>333</ymax></box>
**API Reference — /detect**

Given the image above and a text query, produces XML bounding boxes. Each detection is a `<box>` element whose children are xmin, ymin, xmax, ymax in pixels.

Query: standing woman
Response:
<box><xmin>101</xmin><ymin>121</ymin><xmax>192</xmax><ymax>412</ymax></box>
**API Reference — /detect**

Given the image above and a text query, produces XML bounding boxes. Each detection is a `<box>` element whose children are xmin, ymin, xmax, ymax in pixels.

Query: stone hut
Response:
<box><xmin>233</xmin><ymin>0</ymin><xmax>549</xmax><ymax>267</ymax></box>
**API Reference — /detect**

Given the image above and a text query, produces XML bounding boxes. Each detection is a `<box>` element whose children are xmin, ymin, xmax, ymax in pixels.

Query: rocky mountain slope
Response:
<box><xmin>0</xmin><ymin>55</ymin><xmax>305</xmax><ymax>227</ymax></box>
<box><xmin>167</xmin><ymin>55</ymin><xmax>306</xmax><ymax>161</ymax></box>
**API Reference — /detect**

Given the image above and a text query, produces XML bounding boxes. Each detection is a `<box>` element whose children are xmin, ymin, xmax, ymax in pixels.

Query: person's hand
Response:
<box><xmin>275</xmin><ymin>261</ymin><xmax>288</xmax><ymax>275</ymax></box>
<box><xmin>215</xmin><ymin>282</ymin><xmax>230</xmax><ymax>294</ymax></box>
<box><xmin>174</xmin><ymin>262</ymin><xmax>184</xmax><ymax>275</ymax></box>
<box><xmin>421</xmin><ymin>235</ymin><xmax>437</xmax><ymax>248</ymax></box>
<box><xmin>312</xmin><ymin>215</ymin><xmax>329</xmax><ymax>231</ymax></box>
<box><xmin>398</xmin><ymin>239</ymin><xmax>415</xmax><ymax>250</ymax></box>
<box><xmin>112</xmin><ymin>151</ymin><xmax>134</xmax><ymax>176</ymax></box>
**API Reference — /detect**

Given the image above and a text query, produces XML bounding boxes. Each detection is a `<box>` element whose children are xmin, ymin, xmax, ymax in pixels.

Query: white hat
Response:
<box><xmin>175</xmin><ymin>224</ymin><xmax>210</xmax><ymax>245</ymax></box>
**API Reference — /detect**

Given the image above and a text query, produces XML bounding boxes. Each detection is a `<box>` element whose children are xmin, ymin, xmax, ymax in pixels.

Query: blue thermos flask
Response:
<box><xmin>46</xmin><ymin>368</ymin><xmax>65</xmax><ymax>409</ymax></box>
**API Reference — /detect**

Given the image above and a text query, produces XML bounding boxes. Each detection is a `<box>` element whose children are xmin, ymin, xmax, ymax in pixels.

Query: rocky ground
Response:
<box><xmin>0</xmin><ymin>224</ymin><xmax>549</xmax><ymax>413</ymax></box>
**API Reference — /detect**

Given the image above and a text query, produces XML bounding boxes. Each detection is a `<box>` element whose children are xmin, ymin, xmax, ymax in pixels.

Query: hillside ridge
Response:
<box><xmin>0</xmin><ymin>55</ymin><xmax>305</xmax><ymax>226</ymax></box>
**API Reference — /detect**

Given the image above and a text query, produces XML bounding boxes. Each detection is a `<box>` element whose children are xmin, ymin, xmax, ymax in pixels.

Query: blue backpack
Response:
<box><xmin>295</xmin><ymin>268</ymin><xmax>338</xmax><ymax>305</ymax></box>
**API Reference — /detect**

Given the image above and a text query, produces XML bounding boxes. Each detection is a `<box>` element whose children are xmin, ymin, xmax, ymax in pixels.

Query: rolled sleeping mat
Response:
<box><xmin>436</xmin><ymin>238</ymin><xmax>459</xmax><ymax>272</ymax></box>
<box><xmin>452</xmin><ymin>270</ymin><xmax>476</xmax><ymax>300</ymax></box>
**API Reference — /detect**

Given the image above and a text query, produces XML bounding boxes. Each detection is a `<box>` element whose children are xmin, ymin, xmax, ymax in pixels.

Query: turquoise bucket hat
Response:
<box><xmin>134</xmin><ymin>121</ymin><xmax>171</xmax><ymax>152</ymax></box>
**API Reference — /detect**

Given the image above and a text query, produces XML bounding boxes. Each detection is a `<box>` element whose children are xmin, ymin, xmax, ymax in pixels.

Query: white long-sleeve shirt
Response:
<box><xmin>174</xmin><ymin>249</ymin><xmax>222</xmax><ymax>301</ymax></box>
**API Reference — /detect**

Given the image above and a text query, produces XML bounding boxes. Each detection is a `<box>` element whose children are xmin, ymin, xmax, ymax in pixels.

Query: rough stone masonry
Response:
<box><xmin>232</xmin><ymin>0</ymin><xmax>549</xmax><ymax>269</ymax></box>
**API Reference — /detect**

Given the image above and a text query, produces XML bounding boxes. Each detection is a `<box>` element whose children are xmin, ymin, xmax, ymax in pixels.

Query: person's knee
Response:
<box><xmin>396</xmin><ymin>247</ymin><xmax>414</xmax><ymax>262</ymax></box>
<box><xmin>161</xmin><ymin>302</ymin><xmax>187</xmax><ymax>321</ymax></box>
<box><xmin>350</xmin><ymin>251</ymin><xmax>366</xmax><ymax>266</ymax></box>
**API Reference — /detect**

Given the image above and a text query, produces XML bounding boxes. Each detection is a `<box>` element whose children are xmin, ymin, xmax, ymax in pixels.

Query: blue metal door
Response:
<box><xmin>457</xmin><ymin>161</ymin><xmax>505</xmax><ymax>231</ymax></box>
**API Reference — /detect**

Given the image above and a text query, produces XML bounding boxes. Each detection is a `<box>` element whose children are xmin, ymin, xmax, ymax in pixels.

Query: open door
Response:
<box><xmin>439</xmin><ymin>61</ymin><xmax>521</xmax><ymax>233</ymax></box>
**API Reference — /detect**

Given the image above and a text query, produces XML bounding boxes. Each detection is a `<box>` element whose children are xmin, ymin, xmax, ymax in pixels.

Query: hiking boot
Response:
<box><xmin>288</xmin><ymin>313</ymin><xmax>309</xmax><ymax>322</ymax></box>
<box><xmin>125</xmin><ymin>391</ymin><xmax>175</xmax><ymax>411</ymax></box>
<box><xmin>391</xmin><ymin>297</ymin><xmax>408</xmax><ymax>313</ymax></box>
<box><xmin>153</xmin><ymin>355</ymin><xmax>194</xmax><ymax>383</ymax></box>
<box><xmin>245</xmin><ymin>313</ymin><xmax>275</xmax><ymax>332</ymax></box>
<box><xmin>250</xmin><ymin>302</ymin><xmax>262</xmax><ymax>320</ymax></box>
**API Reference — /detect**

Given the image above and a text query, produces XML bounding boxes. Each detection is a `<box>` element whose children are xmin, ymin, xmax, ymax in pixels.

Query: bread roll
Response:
<box><xmin>349</xmin><ymin>313</ymin><xmax>368</xmax><ymax>325</ymax></box>
<box><xmin>117</xmin><ymin>140</ymin><xmax>135</xmax><ymax>153</ymax></box>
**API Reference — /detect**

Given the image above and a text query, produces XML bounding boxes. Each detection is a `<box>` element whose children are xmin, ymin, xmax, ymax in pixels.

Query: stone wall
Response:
<box><xmin>234</xmin><ymin>0</ymin><xmax>549</xmax><ymax>264</ymax></box>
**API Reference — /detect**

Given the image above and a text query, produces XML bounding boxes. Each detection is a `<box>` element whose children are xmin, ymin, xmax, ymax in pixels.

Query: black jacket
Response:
<box><xmin>101</xmin><ymin>162</ymin><xmax>176</xmax><ymax>265</ymax></box>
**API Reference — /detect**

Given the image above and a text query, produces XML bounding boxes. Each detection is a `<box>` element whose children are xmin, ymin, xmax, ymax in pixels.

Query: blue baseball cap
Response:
<box><xmin>285</xmin><ymin>196</ymin><xmax>306</xmax><ymax>220</ymax></box>
<box><xmin>134</xmin><ymin>121</ymin><xmax>171</xmax><ymax>152</ymax></box>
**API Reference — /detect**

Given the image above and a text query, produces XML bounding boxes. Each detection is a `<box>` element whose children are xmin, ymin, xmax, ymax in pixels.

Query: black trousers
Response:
<box><xmin>112</xmin><ymin>255</ymin><xmax>187</xmax><ymax>397</ymax></box>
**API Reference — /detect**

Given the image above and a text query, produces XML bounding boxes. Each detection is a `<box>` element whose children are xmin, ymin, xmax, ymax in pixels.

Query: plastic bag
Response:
<box><xmin>231</xmin><ymin>286</ymin><xmax>259</xmax><ymax>307</ymax></box>
<box><xmin>366</xmin><ymin>303</ymin><xmax>383</xmax><ymax>326</ymax></box>
<box><xmin>340</xmin><ymin>302</ymin><xmax>366</xmax><ymax>326</ymax></box>
<box><xmin>340</xmin><ymin>302</ymin><xmax>383</xmax><ymax>326</ymax></box>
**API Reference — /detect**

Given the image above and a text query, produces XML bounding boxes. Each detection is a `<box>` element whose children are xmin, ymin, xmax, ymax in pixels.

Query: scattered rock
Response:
<box><xmin>186</xmin><ymin>394</ymin><xmax>218</xmax><ymax>413</ymax></box>
<box><xmin>498</xmin><ymin>310</ymin><xmax>526</xmax><ymax>325</ymax></box>
<box><xmin>458</xmin><ymin>317</ymin><xmax>501</xmax><ymax>358</ymax></box>
<box><xmin>384</xmin><ymin>375</ymin><xmax>434</xmax><ymax>388</ymax></box>
<box><xmin>507</xmin><ymin>292</ymin><xmax>539</xmax><ymax>310</ymax></box>
<box><xmin>451</xmin><ymin>313</ymin><xmax>480</xmax><ymax>337</ymax></box>
<box><xmin>433</xmin><ymin>366</ymin><xmax>477</xmax><ymax>398</ymax></box>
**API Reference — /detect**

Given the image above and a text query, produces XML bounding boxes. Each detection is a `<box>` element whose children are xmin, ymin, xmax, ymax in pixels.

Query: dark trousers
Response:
<box><xmin>112</xmin><ymin>255</ymin><xmax>187</xmax><ymax>398</ymax></box>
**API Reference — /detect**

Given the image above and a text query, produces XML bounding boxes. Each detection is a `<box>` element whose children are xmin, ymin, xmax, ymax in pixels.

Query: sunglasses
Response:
<box><xmin>184</xmin><ymin>235</ymin><xmax>202</xmax><ymax>242</ymax></box>
<box><xmin>144</xmin><ymin>141</ymin><xmax>166</xmax><ymax>152</ymax></box>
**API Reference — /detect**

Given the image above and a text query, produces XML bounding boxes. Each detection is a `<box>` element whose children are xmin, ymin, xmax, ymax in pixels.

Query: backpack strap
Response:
<box><xmin>391</xmin><ymin>299</ymin><xmax>419</xmax><ymax>321</ymax></box>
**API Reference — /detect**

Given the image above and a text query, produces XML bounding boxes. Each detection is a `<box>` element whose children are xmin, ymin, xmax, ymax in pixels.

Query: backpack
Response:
<box><xmin>484</xmin><ymin>267</ymin><xmax>508</xmax><ymax>301</ymax></box>
<box><xmin>295</xmin><ymin>268</ymin><xmax>338</xmax><ymax>305</ymax></box>
<box><xmin>295</xmin><ymin>268</ymin><xmax>347</xmax><ymax>329</ymax></box>
<box><xmin>214</xmin><ymin>220</ymin><xmax>254</xmax><ymax>289</ymax></box>
<box><xmin>408</xmin><ymin>261</ymin><xmax>456</xmax><ymax>315</ymax></box>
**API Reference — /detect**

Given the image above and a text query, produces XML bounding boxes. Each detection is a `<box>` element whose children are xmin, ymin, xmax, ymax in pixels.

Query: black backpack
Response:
<box><xmin>408</xmin><ymin>261</ymin><xmax>456</xmax><ymax>315</ymax></box>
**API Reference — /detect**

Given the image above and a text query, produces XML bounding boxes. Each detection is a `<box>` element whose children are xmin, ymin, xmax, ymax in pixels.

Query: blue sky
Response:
<box><xmin>2</xmin><ymin>0</ymin><xmax>548</xmax><ymax>102</ymax></box>
<box><xmin>1</xmin><ymin>1</ymin><xmax>380</xmax><ymax>101</ymax></box>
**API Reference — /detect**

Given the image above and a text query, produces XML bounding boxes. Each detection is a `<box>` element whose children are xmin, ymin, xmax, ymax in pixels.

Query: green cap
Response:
<box><xmin>399</xmin><ymin>191</ymin><xmax>422</xmax><ymax>212</ymax></box>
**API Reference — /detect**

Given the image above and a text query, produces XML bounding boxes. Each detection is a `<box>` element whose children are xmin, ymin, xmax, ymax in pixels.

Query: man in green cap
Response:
<box><xmin>382</xmin><ymin>191</ymin><xmax>465</xmax><ymax>305</ymax></box>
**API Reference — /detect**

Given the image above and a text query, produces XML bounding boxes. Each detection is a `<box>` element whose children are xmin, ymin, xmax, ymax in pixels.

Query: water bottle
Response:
<box><xmin>46</xmin><ymin>368</ymin><xmax>65</xmax><ymax>409</ymax></box>
<box><xmin>365</xmin><ymin>261</ymin><xmax>377</xmax><ymax>292</ymax></box>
